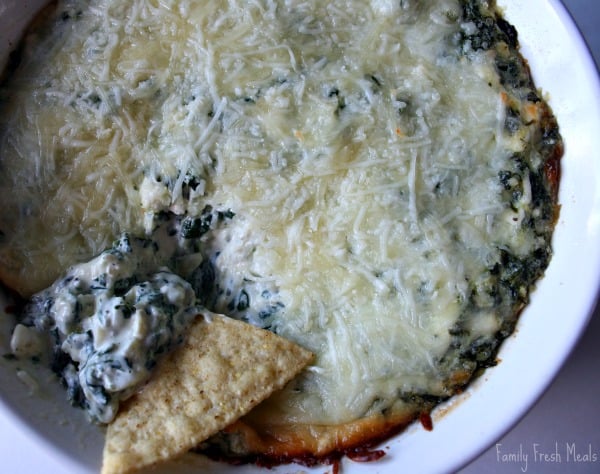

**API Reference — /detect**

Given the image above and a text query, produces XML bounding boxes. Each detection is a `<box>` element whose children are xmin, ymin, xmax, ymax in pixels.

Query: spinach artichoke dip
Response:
<box><xmin>1</xmin><ymin>0</ymin><xmax>562</xmax><ymax>466</ymax></box>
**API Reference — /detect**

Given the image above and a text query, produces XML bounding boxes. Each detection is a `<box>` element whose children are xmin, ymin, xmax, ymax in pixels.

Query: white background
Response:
<box><xmin>460</xmin><ymin>1</ymin><xmax>600</xmax><ymax>472</ymax></box>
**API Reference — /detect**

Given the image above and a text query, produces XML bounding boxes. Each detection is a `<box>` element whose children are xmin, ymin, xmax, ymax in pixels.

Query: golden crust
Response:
<box><xmin>217</xmin><ymin>409</ymin><xmax>419</xmax><ymax>461</ymax></box>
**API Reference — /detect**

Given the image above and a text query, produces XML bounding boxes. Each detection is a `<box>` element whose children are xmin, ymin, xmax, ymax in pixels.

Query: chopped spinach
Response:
<box><xmin>459</xmin><ymin>0</ymin><xmax>517</xmax><ymax>52</ymax></box>
<box><xmin>180</xmin><ymin>214</ymin><xmax>213</xmax><ymax>239</ymax></box>
<box><xmin>113</xmin><ymin>276</ymin><xmax>138</xmax><ymax>297</ymax></box>
<box><xmin>190</xmin><ymin>259</ymin><xmax>216</xmax><ymax>302</ymax></box>
<box><xmin>236</xmin><ymin>290</ymin><xmax>250</xmax><ymax>311</ymax></box>
<box><xmin>504</xmin><ymin>107</ymin><xmax>521</xmax><ymax>134</ymax></box>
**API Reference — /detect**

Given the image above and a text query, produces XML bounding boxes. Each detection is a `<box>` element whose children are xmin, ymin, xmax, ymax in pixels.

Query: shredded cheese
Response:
<box><xmin>0</xmin><ymin>0</ymin><xmax>553</xmax><ymax>427</ymax></box>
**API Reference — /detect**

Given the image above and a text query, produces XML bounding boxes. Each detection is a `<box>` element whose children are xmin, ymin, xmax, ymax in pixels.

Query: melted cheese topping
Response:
<box><xmin>1</xmin><ymin>0</ymin><xmax>550</xmax><ymax>427</ymax></box>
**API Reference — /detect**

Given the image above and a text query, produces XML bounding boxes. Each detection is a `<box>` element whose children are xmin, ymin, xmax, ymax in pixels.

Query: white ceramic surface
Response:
<box><xmin>1</xmin><ymin>1</ymin><xmax>599</xmax><ymax>473</ymax></box>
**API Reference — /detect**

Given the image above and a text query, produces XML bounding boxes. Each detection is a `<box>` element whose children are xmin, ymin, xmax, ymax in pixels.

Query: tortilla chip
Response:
<box><xmin>101</xmin><ymin>312</ymin><xmax>313</xmax><ymax>474</ymax></box>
